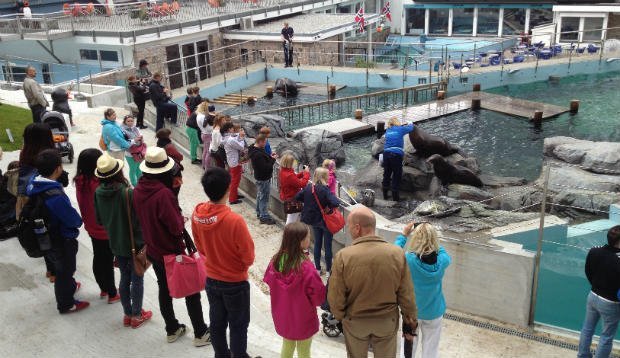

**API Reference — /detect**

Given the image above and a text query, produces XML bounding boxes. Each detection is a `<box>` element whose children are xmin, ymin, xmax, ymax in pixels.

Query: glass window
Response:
<box><xmin>530</xmin><ymin>9</ymin><xmax>553</xmax><ymax>29</ymax></box>
<box><xmin>452</xmin><ymin>8</ymin><xmax>474</xmax><ymax>35</ymax></box>
<box><xmin>477</xmin><ymin>8</ymin><xmax>499</xmax><ymax>35</ymax></box>
<box><xmin>405</xmin><ymin>8</ymin><xmax>425</xmax><ymax>35</ymax></box>
<box><xmin>99</xmin><ymin>50</ymin><xmax>118</xmax><ymax>62</ymax></box>
<box><xmin>560</xmin><ymin>17</ymin><xmax>580</xmax><ymax>42</ymax></box>
<box><xmin>80</xmin><ymin>49</ymin><xmax>98</xmax><ymax>61</ymax></box>
<box><xmin>182</xmin><ymin>43</ymin><xmax>197</xmax><ymax>86</ymax></box>
<box><xmin>165</xmin><ymin>45</ymin><xmax>183</xmax><ymax>90</ymax></box>
<box><xmin>429</xmin><ymin>9</ymin><xmax>449</xmax><ymax>35</ymax></box>
<box><xmin>196</xmin><ymin>40</ymin><xmax>210</xmax><ymax>81</ymax></box>
<box><xmin>583</xmin><ymin>17</ymin><xmax>604</xmax><ymax>42</ymax></box>
<box><xmin>502</xmin><ymin>8</ymin><xmax>526</xmax><ymax>36</ymax></box>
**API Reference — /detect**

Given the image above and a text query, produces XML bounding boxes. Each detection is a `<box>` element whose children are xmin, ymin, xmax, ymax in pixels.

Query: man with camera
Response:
<box><xmin>281</xmin><ymin>22</ymin><xmax>294</xmax><ymax>68</ymax></box>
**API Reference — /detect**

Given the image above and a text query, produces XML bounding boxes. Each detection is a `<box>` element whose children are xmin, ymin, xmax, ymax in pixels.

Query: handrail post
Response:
<box><xmin>529</xmin><ymin>164</ymin><xmax>550</xmax><ymax>327</ymax></box>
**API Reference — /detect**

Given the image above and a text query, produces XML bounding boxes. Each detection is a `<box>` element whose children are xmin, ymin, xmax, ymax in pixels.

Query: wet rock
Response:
<box><xmin>447</xmin><ymin>184</ymin><xmax>494</xmax><ymax>202</ymax></box>
<box><xmin>551</xmin><ymin>189</ymin><xmax>620</xmax><ymax>217</ymax></box>
<box><xmin>371</xmin><ymin>137</ymin><xmax>385</xmax><ymax>158</ymax></box>
<box><xmin>480</xmin><ymin>174</ymin><xmax>528</xmax><ymax>188</ymax></box>
<box><xmin>236</xmin><ymin>114</ymin><xmax>286</xmax><ymax>138</ymax></box>
<box><xmin>401</xmin><ymin>166</ymin><xmax>435</xmax><ymax>191</ymax></box>
<box><xmin>445</xmin><ymin>153</ymin><xmax>480</xmax><ymax>174</ymax></box>
<box><xmin>540</xmin><ymin>165</ymin><xmax>620</xmax><ymax>193</ymax></box>
<box><xmin>544</xmin><ymin>137</ymin><xmax>620</xmax><ymax>174</ymax></box>
<box><xmin>275</xmin><ymin>128</ymin><xmax>345</xmax><ymax>168</ymax></box>
<box><xmin>489</xmin><ymin>185</ymin><xmax>543</xmax><ymax>211</ymax></box>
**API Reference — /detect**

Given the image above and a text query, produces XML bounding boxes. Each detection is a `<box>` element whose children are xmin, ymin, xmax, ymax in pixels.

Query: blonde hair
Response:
<box><xmin>407</xmin><ymin>223</ymin><xmax>440</xmax><ymax>256</ymax></box>
<box><xmin>322</xmin><ymin>159</ymin><xmax>335</xmax><ymax>170</ymax></box>
<box><xmin>387</xmin><ymin>117</ymin><xmax>401</xmax><ymax>128</ymax></box>
<box><xmin>313</xmin><ymin>167</ymin><xmax>329</xmax><ymax>185</ymax></box>
<box><xmin>197</xmin><ymin>101</ymin><xmax>210</xmax><ymax>115</ymax></box>
<box><xmin>280</xmin><ymin>153</ymin><xmax>296</xmax><ymax>169</ymax></box>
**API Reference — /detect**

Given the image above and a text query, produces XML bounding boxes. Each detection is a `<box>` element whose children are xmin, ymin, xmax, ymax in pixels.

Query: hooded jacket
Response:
<box><xmin>192</xmin><ymin>201</ymin><xmax>255</xmax><ymax>282</ymax></box>
<box><xmin>279</xmin><ymin>167</ymin><xmax>309</xmax><ymax>201</ymax></box>
<box><xmin>26</xmin><ymin>175</ymin><xmax>82</xmax><ymax>241</ymax></box>
<box><xmin>101</xmin><ymin>119</ymin><xmax>132</xmax><ymax>152</ymax></box>
<box><xmin>263</xmin><ymin>259</ymin><xmax>326</xmax><ymax>340</ymax></box>
<box><xmin>295</xmin><ymin>183</ymin><xmax>339</xmax><ymax>227</ymax></box>
<box><xmin>133</xmin><ymin>176</ymin><xmax>185</xmax><ymax>262</ymax></box>
<box><xmin>74</xmin><ymin>175</ymin><xmax>107</xmax><ymax>240</ymax></box>
<box><xmin>395</xmin><ymin>234</ymin><xmax>451</xmax><ymax>320</ymax></box>
<box><xmin>94</xmin><ymin>182</ymin><xmax>143</xmax><ymax>257</ymax></box>
<box><xmin>248</xmin><ymin>144</ymin><xmax>275</xmax><ymax>181</ymax></box>
<box><xmin>384</xmin><ymin>124</ymin><xmax>414</xmax><ymax>156</ymax></box>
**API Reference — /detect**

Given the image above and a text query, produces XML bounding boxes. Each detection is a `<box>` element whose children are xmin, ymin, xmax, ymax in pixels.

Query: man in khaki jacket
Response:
<box><xmin>328</xmin><ymin>206</ymin><xmax>417</xmax><ymax>358</ymax></box>
<box><xmin>22</xmin><ymin>65</ymin><xmax>49</xmax><ymax>123</ymax></box>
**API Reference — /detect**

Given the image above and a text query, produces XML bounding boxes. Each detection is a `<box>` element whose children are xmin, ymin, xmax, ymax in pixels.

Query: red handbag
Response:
<box><xmin>312</xmin><ymin>184</ymin><xmax>345</xmax><ymax>234</ymax></box>
<box><xmin>164</xmin><ymin>229</ymin><xmax>207</xmax><ymax>298</ymax></box>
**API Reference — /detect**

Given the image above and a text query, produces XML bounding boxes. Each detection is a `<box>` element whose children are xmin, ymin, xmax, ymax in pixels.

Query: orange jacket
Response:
<box><xmin>192</xmin><ymin>201</ymin><xmax>255</xmax><ymax>282</ymax></box>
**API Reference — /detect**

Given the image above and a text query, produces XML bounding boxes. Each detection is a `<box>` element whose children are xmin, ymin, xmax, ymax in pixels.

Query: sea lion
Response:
<box><xmin>409</xmin><ymin>127</ymin><xmax>459</xmax><ymax>158</ymax></box>
<box><xmin>427</xmin><ymin>154</ymin><xmax>483</xmax><ymax>187</ymax></box>
<box><xmin>274</xmin><ymin>78</ymin><xmax>298</xmax><ymax>96</ymax></box>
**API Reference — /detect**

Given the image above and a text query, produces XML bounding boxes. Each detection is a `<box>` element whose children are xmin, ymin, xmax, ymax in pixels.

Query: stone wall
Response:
<box><xmin>608</xmin><ymin>13</ymin><xmax>620</xmax><ymax>40</ymax></box>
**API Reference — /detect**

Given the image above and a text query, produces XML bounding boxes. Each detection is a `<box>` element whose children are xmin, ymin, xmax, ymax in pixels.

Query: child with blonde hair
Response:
<box><xmin>395</xmin><ymin>222</ymin><xmax>451</xmax><ymax>358</ymax></box>
<box><xmin>321</xmin><ymin>159</ymin><xmax>337</xmax><ymax>195</ymax></box>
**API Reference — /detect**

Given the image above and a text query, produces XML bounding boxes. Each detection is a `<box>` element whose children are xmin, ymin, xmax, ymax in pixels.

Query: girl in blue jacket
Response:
<box><xmin>395</xmin><ymin>222</ymin><xmax>451</xmax><ymax>358</ymax></box>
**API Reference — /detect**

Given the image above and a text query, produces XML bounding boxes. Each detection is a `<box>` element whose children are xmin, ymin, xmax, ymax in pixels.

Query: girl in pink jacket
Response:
<box><xmin>263</xmin><ymin>222</ymin><xmax>326</xmax><ymax>358</ymax></box>
<box><xmin>322</xmin><ymin>159</ymin><xmax>337</xmax><ymax>196</ymax></box>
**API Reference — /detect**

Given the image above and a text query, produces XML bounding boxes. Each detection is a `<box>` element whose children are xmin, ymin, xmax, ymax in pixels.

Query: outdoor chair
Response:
<box><xmin>576</xmin><ymin>47</ymin><xmax>586</xmax><ymax>54</ymax></box>
<box><xmin>587</xmin><ymin>44</ymin><xmax>600</xmax><ymax>54</ymax></box>
<box><xmin>553</xmin><ymin>45</ymin><xmax>563</xmax><ymax>56</ymax></box>
<box><xmin>489</xmin><ymin>56</ymin><xmax>501</xmax><ymax>66</ymax></box>
<box><xmin>452</xmin><ymin>62</ymin><xmax>462</xmax><ymax>70</ymax></box>
<box><xmin>537</xmin><ymin>50</ymin><xmax>552</xmax><ymax>60</ymax></box>
<box><xmin>503</xmin><ymin>58</ymin><xmax>512</xmax><ymax>64</ymax></box>
<box><xmin>513</xmin><ymin>55</ymin><xmax>525</xmax><ymax>63</ymax></box>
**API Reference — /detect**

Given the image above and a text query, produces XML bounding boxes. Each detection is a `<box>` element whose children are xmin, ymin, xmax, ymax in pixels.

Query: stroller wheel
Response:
<box><xmin>323</xmin><ymin>322</ymin><xmax>342</xmax><ymax>338</ymax></box>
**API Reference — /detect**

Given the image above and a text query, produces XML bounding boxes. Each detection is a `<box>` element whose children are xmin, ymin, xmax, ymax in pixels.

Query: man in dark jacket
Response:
<box><xmin>248</xmin><ymin>134</ymin><xmax>277</xmax><ymax>225</ymax></box>
<box><xmin>149</xmin><ymin>72</ymin><xmax>178</xmax><ymax>131</ymax></box>
<box><xmin>27</xmin><ymin>149</ymin><xmax>87</xmax><ymax>314</ymax></box>
<box><xmin>127</xmin><ymin>75</ymin><xmax>148</xmax><ymax>129</ymax></box>
<box><xmin>577</xmin><ymin>225</ymin><xmax>620</xmax><ymax>358</ymax></box>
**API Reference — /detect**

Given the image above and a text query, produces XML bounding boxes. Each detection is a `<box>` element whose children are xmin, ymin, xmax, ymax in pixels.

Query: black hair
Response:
<box><xmin>73</xmin><ymin>148</ymin><xmax>103</xmax><ymax>183</ymax></box>
<box><xmin>143</xmin><ymin>170</ymin><xmax>174</xmax><ymax>190</ymax></box>
<box><xmin>99</xmin><ymin>171</ymin><xmax>129</xmax><ymax>187</ymax></box>
<box><xmin>206</xmin><ymin>113</ymin><xmax>215</xmax><ymax>127</ymax></box>
<box><xmin>608</xmin><ymin>226</ymin><xmax>620</xmax><ymax>247</ymax></box>
<box><xmin>220</xmin><ymin>121</ymin><xmax>234</xmax><ymax>136</ymax></box>
<box><xmin>201</xmin><ymin>167</ymin><xmax>230</xmax><ymax>202</ymax></box>
<box><xmin>20</xmin><ymin>123</ymin><xmax>54</xmax><ymax>167</ymax></box>
<box><xmin>35</xmin><ymin>149</ymin><xmax>61</xmax><ymax>177</ymax></box>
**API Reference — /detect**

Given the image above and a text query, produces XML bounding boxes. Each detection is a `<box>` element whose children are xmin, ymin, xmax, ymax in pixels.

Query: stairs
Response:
<box><xmin>211</xmin><ymin>93</ymin><xmax>256</xmax><ymax>105</ymax></box>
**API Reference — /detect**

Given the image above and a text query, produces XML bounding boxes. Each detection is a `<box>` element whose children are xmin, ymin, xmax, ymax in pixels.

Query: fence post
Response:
<box><xmin>529</xmin><ymin>164</ymin><xmax>550</xmax><ymax>326</ymax></box>
<box><xmin>89</xmin><ymin>70</ymin><xmax>94</xmax><ymax>94</ymax></box>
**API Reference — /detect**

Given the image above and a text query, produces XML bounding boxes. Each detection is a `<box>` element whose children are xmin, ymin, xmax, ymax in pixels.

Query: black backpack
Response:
<box><xmin>18</xmin><ymin>189</ymin><xmax>60</xmax><ymax>258</ymax></box>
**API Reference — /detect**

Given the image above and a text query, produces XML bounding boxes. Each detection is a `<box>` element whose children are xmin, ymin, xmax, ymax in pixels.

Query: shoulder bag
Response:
<box><xmin>125</xmin><ymin>188</ymin><xmax>151</xmax><ymax>276</ymax></box>
<box><xmin>312</xmin><ymin>184</ymin><xmax>345</xmax><ymax>234</ymax></box>
<box><xmin>163</xmin><ymin>229</ymin><xmax>208</xmax><ymax>298</ymax></box>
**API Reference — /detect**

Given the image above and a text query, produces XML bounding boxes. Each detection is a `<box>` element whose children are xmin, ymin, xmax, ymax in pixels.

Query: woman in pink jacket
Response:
<box><xmin>263</xmin><ymin>222</ymin><xmax>326</xmax><ymax>358</ymax></box>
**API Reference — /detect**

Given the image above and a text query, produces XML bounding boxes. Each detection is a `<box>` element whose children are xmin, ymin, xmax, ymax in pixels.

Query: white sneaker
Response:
<box><xmin>193</xmin><ymin>329</ymin><xmax>211</xmax><ymax>347</ymax></box>
<box><xmin>326</xmin><ymin>272</ymin><xmax>331</xmax><ymax>281</ymax></box>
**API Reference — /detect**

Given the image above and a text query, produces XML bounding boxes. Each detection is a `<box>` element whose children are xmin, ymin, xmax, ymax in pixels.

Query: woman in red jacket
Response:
<box><xmin>156</xmin><ymin>128</ymin><xmax>184</xmax><ymax>196</ymax></box>
<box><xmin>278</xmin><ymin>153</ymin><xmax>310</xmax><ymax>224</ymax></box>
<box><xmin>73</xmin><ymin>148</ymin><xmax>119</xmax><ymax>303</ymax></box>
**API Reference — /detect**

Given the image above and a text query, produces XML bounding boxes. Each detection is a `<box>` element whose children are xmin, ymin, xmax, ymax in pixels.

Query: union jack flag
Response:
<box><xmin>354</xmin><ymin>6</ymin><xmax>365</xmax><ymax>32</ymax></box>
<box><xmin>382</xmin><ymin>1</ymin><xmax>392</xmax><ymax>22</ymax></box>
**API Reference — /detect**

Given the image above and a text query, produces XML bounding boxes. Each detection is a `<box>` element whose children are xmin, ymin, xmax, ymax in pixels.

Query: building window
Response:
<box><xmin>560</xmin><ymin>17</ymin><xmax>580</xmax><ymax>42</ymax></box>
<box><xmin>406</xmin><ymin>8</ymin><xmax>425</xmax><ymax>35</ymax></box>
<box><xmin>530</xmin><ymin>9</ymin><xmax>553</xmax><ymax>29</ymax></box>
<box><xmin>502</xmin><ymin>8</ymin><xmax>526</xmax><ymax>36</ymax></box>
<box><xmin>477</xmin><ymin>8</ymin><xmax>499</xmax><ymax>35</ymax></box>
<box><xmin>583</xmin><ymin>17</ymin><xmax>604</xmax><ymax>42</ymax></box>
<box><xmin>452</xmin><ymin>8</ymin><xmax>474</xmax><ymax>35</ymax></box>
<box><xmin>80</xmin><ymin>49</ymin><xmax>98</xmax><ymax>60</ymax></box>
<box><xmin>429</xmin><ymin>9</ymin><xmax>449</xmax><ymax>35</ymax></box>
<box><xmin>99</xmin><ymin>50</ymin><xmax>118</xmax><ymax>62</ymax></box>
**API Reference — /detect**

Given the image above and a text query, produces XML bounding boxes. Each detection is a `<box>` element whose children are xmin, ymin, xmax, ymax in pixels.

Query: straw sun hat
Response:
<box><xmin>95</xmin><ymin>153</ymin><xmax>124</xmax><ymax>179</ymax></box>
<box><xmin>139</xmin><ymin>146</ymin><xmax>175</xmax><ymax>175</ymax></box>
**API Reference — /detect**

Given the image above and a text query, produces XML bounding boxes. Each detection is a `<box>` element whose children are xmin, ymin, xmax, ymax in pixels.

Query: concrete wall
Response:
<box><xmin>608</xmin><ymin>13</ymin><xmax>620</xmax><ymax>40</ymax></box>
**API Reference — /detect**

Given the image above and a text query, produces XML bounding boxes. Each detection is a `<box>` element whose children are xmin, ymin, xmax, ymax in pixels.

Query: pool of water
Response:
<box><xmin>341</xmin><ymin>71</ymin><xmax>620</xmax><ymax>181</ymax></box>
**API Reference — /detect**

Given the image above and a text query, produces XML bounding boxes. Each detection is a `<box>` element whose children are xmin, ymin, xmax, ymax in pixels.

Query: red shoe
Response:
<box><xmin>99</xmin><ymin>291</ymin><xmax>108</xmax><ymax>299</ymax></box>
<box><xmin>74</xmin><ymin>281</ymin><xmax>81</xmax><ymax>294</ymax></box>
<box><xmin>61</xmin><ymin>300</ymin><xmax>90</xmax><ymax>314</ymax></box>
<box><xmin>131</xmin><ymin>309</ymin><xmax>153</xmax><ymax>329</ymax></box>
<box><xmin>123</xmin><ymin>315</ymin><xmax>131</xmax><ymax>327</ymax></box>
<box><xmin>108</xmin><ymin>294</ymin><xmax>121</xmax><ymax>304</ymax></box>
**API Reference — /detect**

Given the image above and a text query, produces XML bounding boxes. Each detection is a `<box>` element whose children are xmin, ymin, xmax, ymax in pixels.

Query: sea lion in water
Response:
<box><xmin>409</xmin><ymin>127</ymin><xmax>459</xmax><ymax>158</ymax></box>
<box><xmin>274</xmin><ymin>78</ymin><xmax>298</xmax><ymax>96</ymax></box>
<box><xmin>427</xmin><ymin>154</ymin><xmax>483</xmax><ymax>187</ymax></box>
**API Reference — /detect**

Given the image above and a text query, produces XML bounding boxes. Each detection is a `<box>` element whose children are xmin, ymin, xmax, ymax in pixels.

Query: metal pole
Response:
<box><xmin>76</xmin><ymin>61</ymin><xmax>80</xmax><ymax>93</ymax></box>
<box><xmin>529</xmin><ymin>164</ymin><xmax>550</xmax><ymax>326</ymax></box>
<box><xmin>89</xmin><ymin>70</ymin><xmax>94</xmax><ymax>94</ymax></box>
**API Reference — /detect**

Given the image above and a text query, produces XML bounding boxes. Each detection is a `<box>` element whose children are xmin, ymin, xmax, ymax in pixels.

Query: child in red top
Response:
<box><xmin>156</xmin><ymin>128</ymin><xmax>183</xmax><ymax>196</ymax></box>
<box><xmin>73</xmin><ymin>148</ymin><xmax>119</xmax><ymax>302</ymax></box>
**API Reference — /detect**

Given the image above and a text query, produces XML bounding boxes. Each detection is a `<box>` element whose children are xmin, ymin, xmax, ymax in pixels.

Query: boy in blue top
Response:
<box><xmin>395</xmin><ymin>221</ymin><xmax>451</xmax><ymax>358</ymax></box>
<box><xmin>27</xmin><ymin>149</ymin><xmax>88</xmax><ymax>314</ymax></box>
<box><xmin>382</xmin><ymin>117</ymin><xmax>414</xmax><ymax>201</ymax></box>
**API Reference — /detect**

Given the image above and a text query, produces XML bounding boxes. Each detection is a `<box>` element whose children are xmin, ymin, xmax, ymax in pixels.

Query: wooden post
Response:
<box><xmin>329</xmin><ymin>84</ymin><xmax>336</xmax><ymax>98</ymax></box>
<box><xmin>376</xmin><ymin>121</ymin><xmax>386</xmax><ymax>138</ymax></box>
<box><xmin>532</xmin><ymin>110</ymin><xmax>543</xmax><ymax>123</ymax></box>
<box><xmin>437</xmin><ymin>90</ymin><xmax>446</xmax><ymax>100</ymax></box>
<box><xmin>473</xmin><ymin>83</ymin><xmax>481</xmax><ymax>92</ymax></box>
<box><xmin>471</xmin><ymin>98</ymin><xmax>481</xmax><ymax>110</ymax></box>
<box><xmin>246</xmin><ymin>96</ymin><xmax>256</xmax><ymax>106</ymax></box>
<box><xmin>570</xmin><ymin>100</ymin><xmax>580</xmax><ymax>114</ymax></box>
<box><xmin>354</xmin><ymin>109</ymin><xmax>363</xmax><ymax>120</ymax></box>
<box><xmin>266</xmin><ymin>86</ymin><xmax>273</xmax><ymax>98</ymax></box>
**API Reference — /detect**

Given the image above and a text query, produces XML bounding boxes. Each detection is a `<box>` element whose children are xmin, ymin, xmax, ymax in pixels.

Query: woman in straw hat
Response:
<box><xmin>94</xmin><ymin>153</ymin><xmax>153</xmax><ymax>329</ymax></box>
<box><xmin>133</xmin><ymin>147</ymin><xmax>210</xmax><ymax>346</ymax></box>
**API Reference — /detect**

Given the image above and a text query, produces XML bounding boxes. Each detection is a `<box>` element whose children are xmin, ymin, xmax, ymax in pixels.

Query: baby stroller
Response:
<box><xmin>42</xmin><ymin>111</ymin><xmax>74</xmax><ymax>163</ymax></box>
<box><xmin>51</xmin><ymin>87</ymin><xmax>74</xmax><ymax>126</ymax></box>
<box><xmin>320</xmin><ymin>279</ymin><xmax>343</xmax><ymax>337</ymax></box>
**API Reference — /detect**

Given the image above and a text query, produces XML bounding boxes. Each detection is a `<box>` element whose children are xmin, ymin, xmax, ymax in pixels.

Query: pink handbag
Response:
<box><xmin>164</xmin><ymin>230</ymin><xmax>207</xmax><ymax>298</ymax></box>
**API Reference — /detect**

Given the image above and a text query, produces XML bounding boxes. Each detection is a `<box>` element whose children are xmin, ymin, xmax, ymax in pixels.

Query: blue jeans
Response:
<box><xmin>382</xmin><ymin>152</ymin><xmax>404</xmax><ymax>193</ymax></box>
<box><xmin>578</xmin><ymin>291</ymin><xmax>620</xmax><ymax>358</ymax></box>
<box><xmin>155</xmin><ymin>102</ymin><xmax>178</xmax><ymax>132</ymax></box>
<box><xmin>255</xmin><ymin>179</ymin><xmax>271</xmax><ymax>220</ymax></box>
<box><xmin>206</xmin><ymin>278</ymin><xmax>251</xmax><ymax>358</ymax></box>
<box><xmin>117</xmin><ymin>256</ymin><xmax>144</xmax><ymax>317</ymax></box>
<box><xmin>47</xmin><ymin>238</ymin><xmax>78</xmax><ymax>312</ymax></box>
<box><xmin>312</xmin><ymin>225</ymin><xmax>333</xmax><ymax>272</ymax></box>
